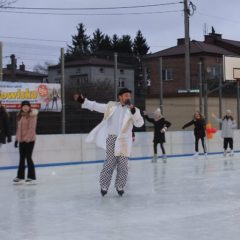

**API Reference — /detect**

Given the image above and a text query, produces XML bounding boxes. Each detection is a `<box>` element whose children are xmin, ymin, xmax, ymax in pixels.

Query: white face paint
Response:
<box><xmin>118</xmin><ymin>92</ymin><xmax>132</xmax><ymax>105</ymax></box>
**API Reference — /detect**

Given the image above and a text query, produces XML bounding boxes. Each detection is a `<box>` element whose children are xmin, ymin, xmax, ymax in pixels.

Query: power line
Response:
<box><xmin>3</xmin><ymin>50</ymin><xmax>59</xmax><ymax>58</ymax></box>
<box><xmin>0</xmin><ymin>35</ymin><xmax>67</xmax><ymax>43</ymax></box>
<box><xmin>0</xmin><ymin>10</ymin><xmax>182</xmax><ymax>16</ymax></box>
<box><xmin>3</xmin><ymin>2</ymin><xmax>182</xmax><ymax>11</ymax></box>
<box><xmin>3</xmin><ymin>41</ymin><xmax>66</xmax><ymax>50</ymax></box>
<box><xmin>197</xmin><ymin>12</ymin><xmax>240</xmax><ymax>24</ymax></box>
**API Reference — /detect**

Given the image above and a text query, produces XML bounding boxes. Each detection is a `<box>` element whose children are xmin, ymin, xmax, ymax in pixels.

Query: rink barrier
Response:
<box><xmin>1</xmin><ymin>150</ymin><xmax>239</xmax><ymax>171</ymax></box>
<box><xmin>0</xmin><ymin>131</ymin><xmax>240</xmax><ymax>171</ymax></box>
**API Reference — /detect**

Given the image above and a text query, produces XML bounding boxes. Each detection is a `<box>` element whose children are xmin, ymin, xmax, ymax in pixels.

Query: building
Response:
<box><xmin>143</xmin><ymin>32</ymin><xmax>240</xmax><ymax>130</ymax></box>
<box><xmin>48</xmin><ymin>56</ymin><xmax>136</xmax><ymax>133</ymax></box>
<box><xmin>3</xmin><ymin>54</ymin><xmax>47</xmax><ymax>83</ymax></box>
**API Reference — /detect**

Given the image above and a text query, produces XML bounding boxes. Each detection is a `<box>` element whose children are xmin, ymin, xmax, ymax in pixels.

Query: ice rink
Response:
<box><xmin>1</xmin><ymin>154</ymin><xmax>240</xmax><ymax>240</ymax></box>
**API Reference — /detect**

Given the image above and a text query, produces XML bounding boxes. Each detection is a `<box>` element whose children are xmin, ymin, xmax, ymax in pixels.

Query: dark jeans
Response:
<box><xmin>17</xmin><ymin>141</ymin><xmax>36</xmax><ymax>180</ymax></box>
<box><xmin>195</xmin><ymin>136</ymin><xmax>207</xmax><ymax>153</ymax></box>
<box><xmin>154</xmin><ymin>142</ymin><xmax>166</xmax><ymax>155</ymax></box>
<box><xmin>224</xmin><ymin>138</ymin><xmax>233</xmax><ymax>150</ymax></box>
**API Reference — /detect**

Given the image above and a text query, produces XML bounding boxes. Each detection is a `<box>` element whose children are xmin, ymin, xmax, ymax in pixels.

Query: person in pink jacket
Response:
<box><xmin>13</xmin><ymin>101</ymin><xmax>38</xmax><ymax>184</ymax></box>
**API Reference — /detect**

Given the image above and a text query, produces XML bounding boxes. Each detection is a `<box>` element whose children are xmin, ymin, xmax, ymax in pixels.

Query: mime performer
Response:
<box><xmin>74</xmin><ymin>88</ymin><xmax>144</xmax><ymax>197</ymax></box>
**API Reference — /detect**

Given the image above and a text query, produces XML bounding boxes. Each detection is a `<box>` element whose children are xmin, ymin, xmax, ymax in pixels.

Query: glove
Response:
<box><xmin>77</xmin><ymin>94</ymin><xmax>85</xmax><ymax>104</ymax></box>
<box><xmin>130</xmin><ymin>107</ymin><xmax>136</xmax><ymax>114</ymax></box>
<box><xmin>14</xmin><ymin>141</ymin><xmax>18</xmax><ymax>148</ymax></box>
<box><xmin>73</xmin><ymin>93</ymin><xmax>85</xmax><ymax>104</ymax></box>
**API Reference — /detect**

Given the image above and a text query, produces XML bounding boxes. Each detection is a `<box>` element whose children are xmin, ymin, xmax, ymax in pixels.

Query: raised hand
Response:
<box><xmin>73</xmin><ymin>93</ymin><xmax>85</xmax><ymax>104</ymax></box>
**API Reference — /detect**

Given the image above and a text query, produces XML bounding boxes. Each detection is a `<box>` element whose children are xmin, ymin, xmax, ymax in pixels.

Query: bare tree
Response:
<box><xmin>33</xmin><ymin>62</ymin><xmax>51</xmax><ymax>75</ymax></box>
<box><xmin>0</xmin><ymin>0</ymin><xmax>18</xmax><ymax>7</ymax></box>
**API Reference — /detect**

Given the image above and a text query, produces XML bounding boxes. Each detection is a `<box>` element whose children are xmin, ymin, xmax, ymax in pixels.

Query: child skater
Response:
<box><xmin>182</xmin><ymin>111</ymin><xmax>207</xmax><ymax>158</ymax></box>
<box><xmin>212</xmin><ymin>109</ymin><xmax>236</xmax><ymax>157</ymax></box>
<box><xmin>13</xmin><ymin>101</ymin><xmax>38</xmax><ymax>184</ymax></box>
<box><xmin>144</xmin><ymin>108</ymin><xmax>171</xmax><ymax>162</ymax></box>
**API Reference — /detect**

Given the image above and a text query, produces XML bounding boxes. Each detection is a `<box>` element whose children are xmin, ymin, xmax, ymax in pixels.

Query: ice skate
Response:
<box><xmin>162</xmin><ymin>154</ymin><xmax>167</xmax><ymax>163</ymax></box>
<box><xmin>116</xmin><ymin>189</ymin><xmax>124</xmax><ymax>197</ymax></box>
<box><xmin>204</xmin><ymin>152</ymin><xmax>208</xmax><ymax>159</ymax></box>
<box><xmin>229</xmin><ymin>150</ymin><xmax>234</xmax><ymax>157</ymax></box>
<box><xmin>223</xmin><ymin>150</ymin><xmax>227</xmax><ymax>157</ymax></box>
<box><xmin>100</xmin><ymin>188</ymin><xmax>107</xmax><ymax>197</ymax></box>
<box><xmin>193</xmin><ymin>152</ymin><xmax>199</xmax><ymax>159</ymax></box>
<box><xmin>13</xmin><ymin>178</ymin><xmax>24</xmax><ymax>185</ymax></box>
<box><xmin>152</xmin><ymin>154</ymin><xmax>158</xmax><ymax>163</ymax></box>
<box><xmin>25</xmin><ymin>178</ymin><xmax>37</xmax><ymax>185</ymax></box>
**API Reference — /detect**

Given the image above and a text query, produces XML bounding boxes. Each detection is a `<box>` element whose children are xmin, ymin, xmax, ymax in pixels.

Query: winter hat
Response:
<box><xmin>154</xmin><ymin>108</ymin><xmax>162</xmax><ymax>118</ymax></box>
<box><xmin>21</xmin><ymin>100</ymin><xmax>31</xmax><ymax>108</ymax></box>
<box><xmin>117</xmin><ymin>88</ymin><xmax>132</xmax><ymax>96</ymax></box>
<box><xmin>226</xmin><ymin>109</ymin><xmax>232</xmax><ymax>114</ymax></box>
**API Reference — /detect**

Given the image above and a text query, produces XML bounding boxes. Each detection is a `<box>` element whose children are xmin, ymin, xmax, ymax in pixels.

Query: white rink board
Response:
<box><xmin>1</xmin><ymin>130</ymin><xmax>240</xmax><ymax>168</ymax></box>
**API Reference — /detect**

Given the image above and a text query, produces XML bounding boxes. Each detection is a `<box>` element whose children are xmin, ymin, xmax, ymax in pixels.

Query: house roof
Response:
<box><xmin>48</xmin><ymin>57</ymin><xmax>134</xmax><ymax>70</ymax></box>
<box><xmin>145</xmin><ymin>40</ymin><xmax>237</xmax><ymax>58</ymax></box>
<box><xmin>3</xmin><ymin>68</ymin><xmax>47</xmax><ymax>77</ymax></box>
<box><xmin>217</xmin><ymin>38</ymin><xmax>240</xmax><ymax>48</ymax></box>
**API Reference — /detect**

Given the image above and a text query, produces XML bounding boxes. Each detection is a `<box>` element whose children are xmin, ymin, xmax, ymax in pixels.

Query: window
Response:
<box><xmin>118</xmin><ymin>78</ymin><xmax>126</xmax><ymax>87</ymax></box>
<box><xmin>54</xmin><ymin>78</ymin><xmax>61</xmax><ymax>83</ymax></box>
<box><xmin>70</xmin><ymin>74</ymin><xmax>88</xmax><ymax>86</ymax></box>
<box><xmin>76</xmin><ymin>68</ymin><xmax>81</xmax><ymax>74</ymax></box>
<box><xmin>162</xmin><ymin>69</ymin><xmax>173</xmax><ymax>81</ymax></box>
<box><xmin>206</xmin><ymin>66</ymin><xmax>221</xmax><ymax>79</ymax></box>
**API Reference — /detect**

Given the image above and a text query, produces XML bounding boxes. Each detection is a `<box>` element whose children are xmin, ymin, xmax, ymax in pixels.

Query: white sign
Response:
<box><xmin>0</xmin><ymin>81</ymin><xmax>62</xmax><ymax>112</ymax></box>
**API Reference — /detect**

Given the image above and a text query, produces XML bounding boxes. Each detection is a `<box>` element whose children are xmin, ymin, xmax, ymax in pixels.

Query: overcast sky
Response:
<box><xmin>1</xmin><ymin>0</ymin><xmax>240</xmax><ymax>70</ymax></box>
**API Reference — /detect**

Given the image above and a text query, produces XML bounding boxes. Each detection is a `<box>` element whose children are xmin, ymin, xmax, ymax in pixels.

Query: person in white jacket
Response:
<box><xmin>74</xmin><ymin>88</ymin><xmax>144</xmax><ymax>197</ymax></box>
<box><xmin>212</xmin><ymin>109</ymin><xmax>237</xmax><ymax>156</ymax></box>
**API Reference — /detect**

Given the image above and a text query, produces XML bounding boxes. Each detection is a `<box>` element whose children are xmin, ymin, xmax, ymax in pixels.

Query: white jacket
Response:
<box><xmin>82</xmin><ymin>99</ymin><xmax>144</xmax><ymax>157</ymax></box>
<box><xmin>213</xmin><ymin>116</ymin><xmax>237</xmax><ymax>138</ymax></box>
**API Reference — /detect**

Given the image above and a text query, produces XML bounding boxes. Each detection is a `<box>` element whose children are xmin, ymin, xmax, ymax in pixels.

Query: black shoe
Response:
<box><xmin>117</xmin><ymin>189</ymin><xmax>124</xmax><ymax>197</ymax></box>
<box><xmin>101</xmin><ymin>189</ymin><xmax>107</xmax><ymax>196</ymax></box>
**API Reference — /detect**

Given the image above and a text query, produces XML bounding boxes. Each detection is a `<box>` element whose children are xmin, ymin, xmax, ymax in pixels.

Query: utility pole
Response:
<box><xmin>184</xmin><ymin>0</ymin><xmax>191</xmax><ymax>90</ymax></box>
<box><xmin>204</xmin><ymin>81</ymin><xmax>208</xmax><ymax>123</ymax></box>
<box><xmin>61</xmin><ymin>48</ymin><xmax>65</xmax><ymax>134</ymax></box>
<box><xmin>198</xmin><ymin>59</ymin><xmax>203</xmax><ymax>113</ymax></box>
<box><xmin>237</xmin><ymin>81</ymin><xmax>240</xmax><ymax>128</ymax></box>
<box><xmin>159</xmin><ymin>57</ymin><xmax>163</xmax><ymax>113</ymax></box>
<box><xmin>0</xmin><ymin>42</ymin><xmax>3</xmax><ymax>81</ymax></box>
<box><xmin>114</xmin><ymin>52</ymin><xmax>118</xmax><ymax>101</ymax></box>
<box><xmin>219</xmin><ymin>64</ymin><xmax>223</xmax><ymax>125</ymax></box>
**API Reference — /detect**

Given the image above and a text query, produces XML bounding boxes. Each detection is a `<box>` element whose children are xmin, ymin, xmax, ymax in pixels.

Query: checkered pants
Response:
<box><xmin>100</xmin><ymin>135</ymin><xmax>128</xmax><ymax>191</ymax></box>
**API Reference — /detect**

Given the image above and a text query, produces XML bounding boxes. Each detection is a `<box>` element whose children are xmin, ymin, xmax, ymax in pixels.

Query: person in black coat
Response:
<box><xmin>144</xmin><ymin>108</ymin><xmax>171</xmax><ymax>162</ymax></box>
<box><xmin>0</xmin><ymin>101</ymin><xmax>12</xmax><ymax>145</ymax></box>
<box><xmin>182</xmin><ymin>111</ymin><xmax>207</xmax><ymax>158</ymax></box>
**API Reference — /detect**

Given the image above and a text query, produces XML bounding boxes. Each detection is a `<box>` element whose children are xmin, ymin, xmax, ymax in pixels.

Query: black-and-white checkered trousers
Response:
<box><xmin>100</xmin><ymin>135</ymin><xmax>128</xmax><ymax>191</ymax></box>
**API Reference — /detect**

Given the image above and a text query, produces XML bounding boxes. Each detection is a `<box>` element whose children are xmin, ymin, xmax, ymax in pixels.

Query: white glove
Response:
<box><xmin>161</xmin><ymin>127</ymin><xmax>167</xmax><ymax>133</ymax></box>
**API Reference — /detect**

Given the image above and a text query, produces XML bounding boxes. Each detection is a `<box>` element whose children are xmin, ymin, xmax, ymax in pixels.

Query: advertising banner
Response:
<box><xmin>0</xmin><ymin>81</ymin><xmax>62</xmax><ymax>112</ymax></box>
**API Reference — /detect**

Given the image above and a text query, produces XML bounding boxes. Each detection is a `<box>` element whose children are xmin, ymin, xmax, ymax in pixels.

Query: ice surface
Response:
<box><xmin>1</xmin><ymin>154</ymin><xmax>240</xmax><ymax>240</ymax></box>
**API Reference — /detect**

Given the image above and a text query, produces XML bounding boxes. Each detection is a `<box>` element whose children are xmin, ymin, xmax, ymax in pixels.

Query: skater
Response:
<box><xmin>212</xmin><ymin>109</ymin><xmax>236</xmax><ymax>157</ymax></box>
<box><xmin>13</xmin><ymin>101</ymin><xmax>38</xmax><ymax>184</ymax></box>
<box><xmin>74</xmin><ymin>88</ymin><xmax>144</xmax><ymax>197</ymax></box>
<box><xmin>182</xmin><ymin>111</ymin><xmax>207</xmax><ymax>158</ymax></box>
<box><xmin>0</xmin><ymin>101</ymin><xmax>12</xmax><ymax>147</ymax></box>
<box><xmin>143</xmin><ymin>108</ymin><xmax>171</xmax><ymax>162</ymax></box>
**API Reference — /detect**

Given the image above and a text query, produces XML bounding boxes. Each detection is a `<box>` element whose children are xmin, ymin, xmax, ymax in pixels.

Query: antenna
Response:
<box><xmin>203</xmin><ymin>23</ymin><xmax>208</xmax><ymax>36</ymax></box>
